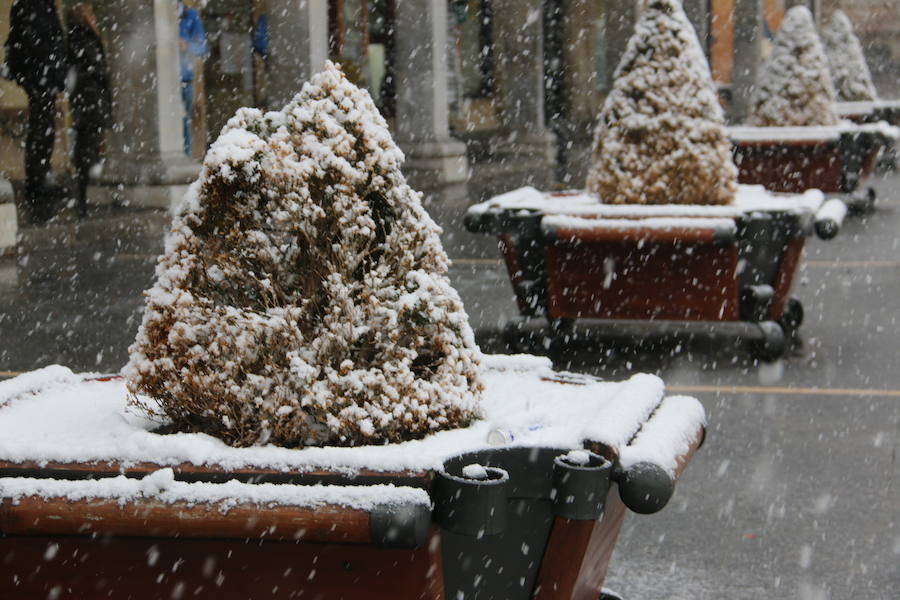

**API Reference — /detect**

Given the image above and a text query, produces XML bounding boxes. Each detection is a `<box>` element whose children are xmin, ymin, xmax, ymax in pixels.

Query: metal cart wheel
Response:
<box><xmin>778</xmin><ymin>297</ymin><xmax>804</xmax><ymax>342</ymax></box>
<box><xmin>502</xmin><ymin>318</ymin><xmax>526</xmax><ymax>353</ymax></box>
<box><xmin>750</xmin><ymin>320</ymin><xmax>786</xmax><ymax>361</ymax></box>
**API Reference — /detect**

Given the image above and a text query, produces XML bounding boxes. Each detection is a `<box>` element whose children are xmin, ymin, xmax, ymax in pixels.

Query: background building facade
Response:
<box><xmin>1</xmin><ymin>0</ymin><xmax>899</xmax><ymax>253</ymax></box>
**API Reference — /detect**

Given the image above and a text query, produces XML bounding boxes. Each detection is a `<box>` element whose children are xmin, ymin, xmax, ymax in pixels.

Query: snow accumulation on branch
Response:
<box><xmin>748</xmin><ymin>6</ymin><xmax>839</xmax><ymax>127</ymax></box>
<box><xmin>822</xmin><ymin>11</ymin><xmax>878</xmax><ymax>103</ymax></box>
<box><xmin>124</xmin><ymin>61</ymin><xmax>483</xmax><ymax>449</ymax></box>
<box><xmin>585</xmin><ymin>0</ymin><xmax>737</xmax><ymax>206</ymax></box>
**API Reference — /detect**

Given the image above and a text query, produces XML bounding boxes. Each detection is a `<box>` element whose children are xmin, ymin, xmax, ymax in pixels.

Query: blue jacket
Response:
<box><xmin>253</xmin><ymin>14</ymin><xmax>268</xmax><ymax>58</ymax></box>
<box><xmin>179</xmin><ymin>7</ymin><xmax>208</xmax><ymax>82</ymax></box>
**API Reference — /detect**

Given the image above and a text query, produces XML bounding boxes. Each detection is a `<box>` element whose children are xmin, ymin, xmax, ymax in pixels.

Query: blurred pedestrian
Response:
<box><xmin>3</xmin><ymin>0</ymin><xmax>68</xmax><ymax>223</ymax></box>
<box><xmin>66</xmin><ymin>3</ymin><xmax>112</xmax><ymax>217</ymax></box>
<box><xmin>178</xmin><ymin>0</ymin><xmax>208</xmax><ymax>157</ymax></box>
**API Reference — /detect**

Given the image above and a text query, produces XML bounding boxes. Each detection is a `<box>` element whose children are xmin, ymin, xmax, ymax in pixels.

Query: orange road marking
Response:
<box><xmin>803</xmin><ymin>260</ymin><xmax>900</xmax><ymax>268</ymax></box>
<box><xmin>669</xmin><ymin>384</ymin><xmax>900</xmax><ymax>398</ymax></box>
<box><xmin>451</xmin><ymin>258</ymin><xmax>505</xmax><ymax>265</ymax></box>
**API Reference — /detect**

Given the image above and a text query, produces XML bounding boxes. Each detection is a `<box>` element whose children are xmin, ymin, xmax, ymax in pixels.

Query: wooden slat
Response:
<box><xmin>532</xmin><ymin>517</ymin><xmax>598</xmax><ymax>599</ymax></box>
<box><xmin>0</xmin><ymin>459</ymin><xmax>430</xmax><ymax>488</ymax></box>
<box><xmin>546</xmin><ymin>238</ymin><xmax>741</xmax><ymax>322</ymax></box>
<box><xmin>0</xmin><ymin>529</ymin><xmax>445</xmax><ymax>600</ymax></box>
<box><xmin>769</xmin><ymin>237</ymin><xmax>806</xmax><ymax>321</ymax></box>
<box><xmin>549</xmin><ymin>225</ymin><xmax>726</xmax><ymax>245</ymax></box>
<box><xmin>0</xmin><ymin>496</ymin><xmax>372</xmax><ymax>543</ymax></box>
<box><xmin>733</xmin><ymin>142</ymin><xmax>844</xmax><ymax>193</ymax></box>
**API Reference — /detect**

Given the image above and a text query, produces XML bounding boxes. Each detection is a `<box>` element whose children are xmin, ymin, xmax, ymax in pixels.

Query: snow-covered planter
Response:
<box><xmin>465</xmin><ymin>185</ymin><xmax>843</xmax><ymax>359</ymax></box>
<box><xmin>0</xmin><ymin>362</ymin><xmax>705</xmax><ymax>598</ymax></box>
<box><xmin>464</xmin><ymin>1</ymin><xmax>835</xmax><ymax>357</ymax></box>
<box><xmin>734</xmin><ymin>8</ymin><xmax>897</xmax><ymax>210</ymax></box>
<box><xmin>729</xmin><ymin>123</ymin><xmax>897</xmax><ymax>212</ymax></box>
<box><xmin>835</xmin><ymin>99</ymin><xmax>900</xmax><ymax>124</ymax></box>
<box><xmin>0</xmin><ymin>63</ymin><xmax>706</xmax><ymax>598</ymax></box>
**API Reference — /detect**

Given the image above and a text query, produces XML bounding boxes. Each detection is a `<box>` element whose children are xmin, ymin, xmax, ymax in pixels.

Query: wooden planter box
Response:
<box><xmin>465</xmin><ymin>187</ymin><xmax>844</xmax><ymax>359</ymax></box>
<box><xmin>0</xmin><ymin>367</ymin><xmax>704</xmax><ymax>599</ymax></box>
<box><xmin>836</xmin><ymin>101</ymin><xmax>900</xmax><ymax>172</ymax></box>
<box><xmin>729</xmin><ymin>124</ymin><xmax>897</xmax><ymax>212</ymax></box>
<box><xmin>836</xmin><ymin>100</ymin><xmax>900</xmax><ymax>125</ymax></box>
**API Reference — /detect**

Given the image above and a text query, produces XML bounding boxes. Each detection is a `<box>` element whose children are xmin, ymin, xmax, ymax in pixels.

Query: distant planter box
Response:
<box><xmin>729</xmin><ymin>123</ymin><xmax>898</xmax><ymax>212</ymax></box>
<box><xmin>0</xmin><ymin>362</ymin><xmax>704</xmax><ymax>600</ymax></box>
<box><xmin>836</xmin><ymin>101</ymin><xmax>900</xmax><ymax>173</ymax></box>
<box><xmin>835</xmin><ymin>100</ymin><xmax>900</xmax><ymax>125</ymax></box>
<box><xmin>465</xmin><ymin>185</ymin><xmax>846</xmax><ymax>360</ymax></box>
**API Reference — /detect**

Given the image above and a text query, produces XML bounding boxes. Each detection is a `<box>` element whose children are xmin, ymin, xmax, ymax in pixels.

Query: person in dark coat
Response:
<box><xmin>66</xmin><ymin>3</ymin><xmax>112</xmax><ymax>216</ymax></box>
<box><xmin>4</xmin><ymin>0</ymin><xmax>68</xmax><ymax>223</ymax></box>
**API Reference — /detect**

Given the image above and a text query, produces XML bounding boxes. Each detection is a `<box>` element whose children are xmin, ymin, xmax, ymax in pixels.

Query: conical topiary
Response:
<box><xmin>125</xmin><ymin>62</ymin><xmax>483</xmax><ymax>448</ymax></box>
<box><xmin>822</xmin><ymin>10</ymin><xmax>878</xmax><ymax>102</ymax></box>
<box><xmin>585</xmin><ymin>0</ymin><xmax>737</xmax><ymax>205</ymax></box>
<box><xmin>748</xmin><ymin>6</ymin><xmax>839</xmax><ymax>126</ymax></box>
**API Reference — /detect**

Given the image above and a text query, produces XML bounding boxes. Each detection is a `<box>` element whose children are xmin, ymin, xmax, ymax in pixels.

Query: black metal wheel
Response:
<box><xmin>778</xmin><ymin>297</ymin><xmax>804</xmax><ymax>342</ymax></box>
<box><xmin>750</xmin><ymin>321</ymin><xmax>786</xmax><ymax>361</ymax></box>
<box><xmin>599</xmin><ymin>590</ymin><xmax>625</xmax><ymax>600</ymax></box>
<box><xmin>502</xmin><ymin>318</ymin><xmax>526</xmax><ymax>353</ymax></box>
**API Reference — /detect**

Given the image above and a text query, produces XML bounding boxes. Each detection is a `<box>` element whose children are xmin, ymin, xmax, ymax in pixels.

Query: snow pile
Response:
<box><xmin>0</xmin><ymin>365</ymin><xmax>80</xmax><ymax>408</ymax></box>
<box><xmin>542</xmin><ymin>215</ymin><xmax>737</xmax><ymax>235</ymax></box>
<box><xmin>822</xmin><ymin>11</ymin><xmax>878</xmax><ymax>102</ymax></box>
<box><xmin>748</xmin><ymin>6</ymin><xmax>838</xmax><ymax>127</ymax></box>
<box><xmin>125</xmin><ymin>62</ymin><xmax>482</xmax><ymax>449</ymax></box>
<box><xmin>585</xmin><ymin>0</ymin><xmax>736</xmax><ymax>205</ymax></box>
<box><xmin>619</xmin><ymin>395</ymin><xmax>705</xmax><ymax>474</ymax></box>
<box><xmin>468</xmin><ymin>185</ymin><xmax>827</xmax><ymax>219</ymax></box>
<box><xmin>0</xmin><ymin>361</ymin><xmax>704</xmax><ymax>477</ymax></box>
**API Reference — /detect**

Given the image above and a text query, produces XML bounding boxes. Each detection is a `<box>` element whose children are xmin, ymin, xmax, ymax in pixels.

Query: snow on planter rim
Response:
<box><xmin>836</xmin><ymin>99</ymin><xmax>900</xmax><ymax>117</ymax></box>
<box><xmin>0</xmin><ymin>358</ymin><xmax>704</xmax><ymax>478</ymax></box>
<box><xmin>541</xmin><ymin>215</ymin><xmax>738</xmax><ymax>236</ymax></box>
<box><xmin>727</xmin><ymin>121</ymin><xmax>899</xmax><ymax>143</ymax></box>
<box><xmin>0</xmin><ymin>468</ymin><xmax>430</xmax><ymax>512</ymax></box>
<box><xmin>467</xmin><ymin>184</ymin><xmax>828</xmax><ymax>218</ymax></box>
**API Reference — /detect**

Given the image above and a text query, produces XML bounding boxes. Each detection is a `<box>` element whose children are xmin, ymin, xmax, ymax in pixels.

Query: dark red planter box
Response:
<box><xmin>465</xmin><ymin>188</ymin><xmax>840</xmax><ymax>358</ymax></box>
<box><xmin>729</xmin><ymin>125</ymin><xmax>894</xmax><ymax>195</ymax></box>
<box><xmin>0</xmin><ymin>378</ymin><xmax>703</xmax><ymax>600</ymax></box>
<box><xmin>836</xmin><ymin>100</ymin><xmax>900</xmax><ymax>125</ymax></box>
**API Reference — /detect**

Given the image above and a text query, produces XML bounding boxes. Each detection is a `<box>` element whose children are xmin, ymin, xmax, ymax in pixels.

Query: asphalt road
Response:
<box><xmin>0</xmin><ymin>172</ymin><xmax>898</xmax><ymax>599</ymax></box>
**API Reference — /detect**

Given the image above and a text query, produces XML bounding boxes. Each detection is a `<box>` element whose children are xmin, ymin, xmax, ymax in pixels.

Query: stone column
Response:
<box><xmin>92</xmin><ymin>0</ymin><xmax>200</xmax><ymax>210</ymax></box>
<box><xmin>604</xmin><ymin>2</ymin><xmax>638</xmax><ymax>88</ymax></box>
<box><xmin>267</xmin><ymin>0</ymin><xmax>329</xmax><ymax>109</ymax></box>
<box><xmin>393</xmin><ymin>0</ymin><xmax>469</xmax><ymax>196</ymax></box>
<box><xmin>0</xmin><ymin>179</ymin><xmax>15</xmax><ymax>254</ymax></box>
<box><xmin>682</xmin><ymin>0</ymin><xmax>710</xmax><ymax>58</ymax></box>
<box><xmin>554</xmin><ymin>0</ymin><xmax>603</xmax><ymax>186</ymax></box>
<box><xmin>489</xmin><ymin>0</ymin><xmax>556</xmax><ymax>190</ymax></box>
<box><xmin>731</xmin><ymin>0</ymin><xmax>764</xmax><ymax>123</ymax></box>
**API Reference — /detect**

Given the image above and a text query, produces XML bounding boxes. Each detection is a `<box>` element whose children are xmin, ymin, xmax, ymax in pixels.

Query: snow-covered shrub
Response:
<box><xmin>748</xmin><ymin>6</ymin><xmax>839</xmax><ymax>126</ymax></box>
<box><xmin>822</xmin><ymin>10</ymin><xmax>878</xmax><ymax>102</ymax></box>
<box><xmin>585</xmin><ymin>0</ymin><xmax>736</xmax><ymax>205</ymax></box>
<box><xmin>125</xmin><ymin>62</ymin><xmax>483</xmax><ymax>448</ymax></box>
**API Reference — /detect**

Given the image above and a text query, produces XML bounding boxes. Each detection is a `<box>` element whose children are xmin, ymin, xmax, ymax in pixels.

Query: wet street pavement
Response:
<box><xmin>1</xmin><ymin>173</ymin><xmax>899</xmax><ymax>599</ymax></box>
